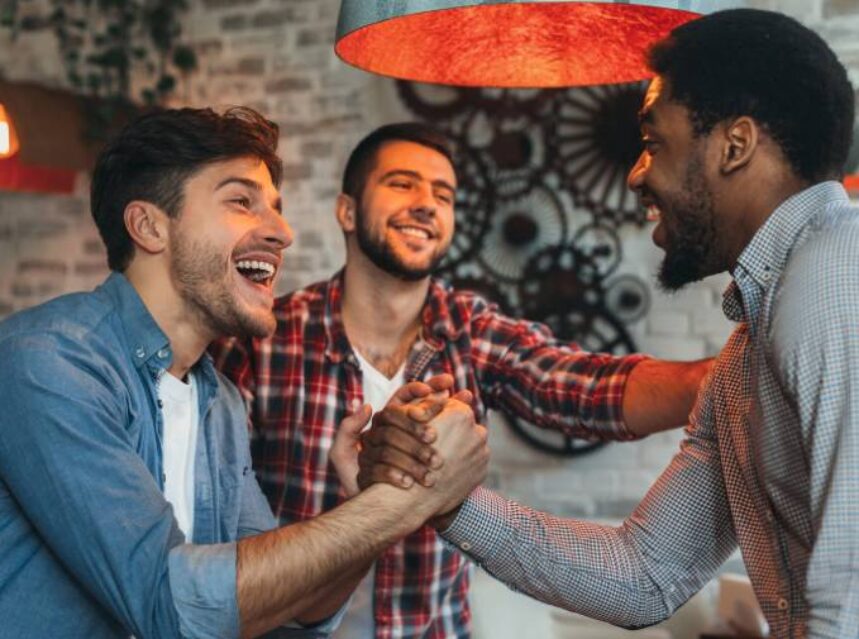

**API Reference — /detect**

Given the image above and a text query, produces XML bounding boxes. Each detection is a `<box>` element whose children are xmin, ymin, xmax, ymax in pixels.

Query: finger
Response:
<box><xmin>339</xmin><ymin>404</ymin><xmax>372</xmax><ymax>439</ymax></box>
<box><xmin>406</xmin><ymin>396</ymin><xmax>447</xmax><ymax>422</ymax></box>
<box><xmin>424</xmin><ymin>374</ymin><xmax>455</xmax><ymax>393</ymax></box>
<box><xmin>362</xmin><ymin>425</ymin><xmax>441</xmax><ymax>468</ymax></box>
<box><xmin>451</xmin><ymin>389</ymin><xmax>473</xmax><ymax>406</ymax></box>
<box><xmin>364</xmin><ymin>444</ymin><xmax>434</xmax><ymax>485</ymax></box>
<box><xmin>373</xmin><ymin>406</ymin><xmax>436</xmax><ymax>441</ymax></box>
<box><xmin>358</xmin><ymin>463</ymin><xmax>416</xmax><ymax>490</ymax></box>
<box><xmin>388</xmin><ymin>380</ymin><xmax>435</xmax><ymax>407</ymax></box>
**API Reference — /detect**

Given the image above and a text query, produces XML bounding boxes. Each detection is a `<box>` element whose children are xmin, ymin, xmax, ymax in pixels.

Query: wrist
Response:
<box><xmin>361</xmin><ymin>483</ymin><xmax>437</xmax><ymax>530</ymax></box>
<box><xmin>428</xmin><ymin>504</ymin><xmax>462</xmax><ymax>532</ymax></box>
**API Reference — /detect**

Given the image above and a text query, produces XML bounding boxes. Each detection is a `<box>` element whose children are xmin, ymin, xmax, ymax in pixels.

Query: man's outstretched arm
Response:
<box><xmin>621</xmin><ymin>357</ymin><xmax>713</xmax><ymax>436</ymax></box>
<box><xmin>469</xmin><ymin>304</ymin><xmax>712</xmax><ymax>439</ymax></box>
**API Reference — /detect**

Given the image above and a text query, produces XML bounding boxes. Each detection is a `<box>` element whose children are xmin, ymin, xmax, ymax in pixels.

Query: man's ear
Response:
<box><xmin>336</xmin><ymin>193</ymin><xmax>357</xmax><ymax>233</ymax></box>
<box><xmin>719</xmin><ymin>116</ymin><xmax>759</xmax><ymax>175</ymax></box>
<box><xmin>124</xmin><ymin>201</ymin><xmax>170</xmax><ymax>255</ymax></box>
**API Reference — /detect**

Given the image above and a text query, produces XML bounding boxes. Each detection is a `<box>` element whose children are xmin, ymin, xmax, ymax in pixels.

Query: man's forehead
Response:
<box><xmin>375</xmin><ymin>140</ymin><xmax>456</xmax><ymax>177</ymax></box>
<box><xmin>639</xmin><ymin>76</ymin><xmax>667</xmax><ymax>124</ymax></box>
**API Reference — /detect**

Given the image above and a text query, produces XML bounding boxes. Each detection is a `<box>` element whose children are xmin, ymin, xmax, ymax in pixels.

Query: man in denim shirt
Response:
<box><xmin>0</xmin><ymin>107</ymin><xmax>489</xmax><ymax>638</ymax></box>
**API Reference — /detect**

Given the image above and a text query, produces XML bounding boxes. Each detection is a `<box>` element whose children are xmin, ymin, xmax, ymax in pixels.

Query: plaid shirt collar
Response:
<box><xmin>321</xmin><ymin>269</ymin><xmax>465</xmax><ymax>362</ymax></box>
<box><xmin>723</xmin><ymin>181</ymin><xmax>848</xmax><ymax>323</ymax></box>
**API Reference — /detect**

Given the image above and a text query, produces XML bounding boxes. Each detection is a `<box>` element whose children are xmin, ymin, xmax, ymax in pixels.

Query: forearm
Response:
<box><xmin>622</xmin><ymin>358</ymin><xmax>713</xmax><ymax>436</ymax></box>
<box><xmin>443</xmin><ymin>489</ymin><xmax>674</xmax><ymax>628</ymax></box>
<box><xmin>442</xmin><ymin>425</ymin><xmax>735</xmax><ymax>628</ymax></box>
<box><xmin>237</xmin><ymin>484</ymin><xmax>431</xmax><ymax>639</ymax></box>
<box><xmin>294</xmin><ymin>562</ymin><xmax>372</xmax><ymax>626</ymax></box>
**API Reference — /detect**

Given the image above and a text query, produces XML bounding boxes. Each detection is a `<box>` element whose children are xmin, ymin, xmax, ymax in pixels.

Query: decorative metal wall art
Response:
<box><xmin>399</xmin><ymin>80</ymin><xmax>652</xmax><ymax>456</ymax></box>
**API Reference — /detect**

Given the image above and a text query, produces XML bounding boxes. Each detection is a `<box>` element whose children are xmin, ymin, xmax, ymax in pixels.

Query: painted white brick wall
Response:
<box><xmin>0</xmin><ymin>1</ymin><xmax>856</xmax><ymax>637</ymax></box>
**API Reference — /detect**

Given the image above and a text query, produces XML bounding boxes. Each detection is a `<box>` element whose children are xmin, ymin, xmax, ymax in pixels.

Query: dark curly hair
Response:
<box><xmin>649</xmin><ymin>8</ymin><xmax>854</xmax><ymax>183</ymax></box>
<box><xmin>91</xmin><ymin>106</ymin><xmax>282</xmax><ymax>271</ymax></box>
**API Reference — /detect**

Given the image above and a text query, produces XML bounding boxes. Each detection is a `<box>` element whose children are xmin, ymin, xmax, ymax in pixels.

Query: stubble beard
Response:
<box><xmin>170</xmin><ymin>230</ymin><xmax>276</xmax><ymax>340</ymax></box>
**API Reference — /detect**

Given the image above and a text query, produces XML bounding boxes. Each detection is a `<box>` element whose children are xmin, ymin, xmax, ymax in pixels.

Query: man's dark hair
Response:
<box><xmin>649</xmin><ymin>8</ymin><xmax>854</xmax><ymax>183</ymax></box>
<box><xmin>91</xmin><ymin>106</ymin><xmax>283</xmax><ymax>271</ymax></box>
<box><xmin>341</xmin><ymin>122</ymin><xmax>455</xmax><ymax>201</ymax></box>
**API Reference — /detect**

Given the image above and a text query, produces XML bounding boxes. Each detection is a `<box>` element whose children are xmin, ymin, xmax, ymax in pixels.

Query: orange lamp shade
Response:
<box><xmin>335</xmin><ymin>1</ymin><xmax>704</xmax><ymax>87</ymax></box>
<box><xmin>0</xmin><ymin>102</ymin><xmax>20</xmax><ymax>159</ymax></box>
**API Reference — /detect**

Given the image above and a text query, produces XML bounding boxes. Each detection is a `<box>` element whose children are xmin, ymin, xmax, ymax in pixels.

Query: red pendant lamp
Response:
<box><xmin>335</xmin><ymin>1</ymin><xmax>709</xmax><ymax>88</ymax></box>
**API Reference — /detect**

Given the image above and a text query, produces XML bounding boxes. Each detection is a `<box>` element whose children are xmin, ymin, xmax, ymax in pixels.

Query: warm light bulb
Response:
<box><xmin>0</xmin><ymin>103</ymin><xmax>20</xmax><ymax>159</ymax></box>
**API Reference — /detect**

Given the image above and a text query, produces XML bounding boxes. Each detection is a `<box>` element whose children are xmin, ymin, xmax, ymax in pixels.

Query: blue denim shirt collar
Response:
<box><xmin>101</xmin><ymin>271</ymin><xmax>219</xmax><ymax>399</ymax></box>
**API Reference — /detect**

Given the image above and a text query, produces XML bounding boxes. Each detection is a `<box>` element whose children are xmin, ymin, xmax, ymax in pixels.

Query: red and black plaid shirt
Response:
<box><xmin>210</xmin><ymin>271</ymin><xmax>644</xmax><ymax>639</ymax></box>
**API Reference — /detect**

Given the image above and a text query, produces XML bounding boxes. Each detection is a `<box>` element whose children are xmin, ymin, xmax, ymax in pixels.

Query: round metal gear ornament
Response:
<box><xmin>549</xmin><ymin>81</ymin><xmax>648</xmax><ymax>227</ymax></box>
<box><xmin>476</xmin><ymin>185</ymin><xmax>568</xmax><ymax>284</ymax></box>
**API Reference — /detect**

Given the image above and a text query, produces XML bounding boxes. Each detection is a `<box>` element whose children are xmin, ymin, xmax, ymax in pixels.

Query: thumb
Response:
<box><xmin>331</xmin><ymin>404</ymin><xmax>372</xmax><ymax>498</ymax></box>
<box><xmin>340</xmin><ymin>403</ymin><xmax>372</xmax><ymax>439</ymax></box>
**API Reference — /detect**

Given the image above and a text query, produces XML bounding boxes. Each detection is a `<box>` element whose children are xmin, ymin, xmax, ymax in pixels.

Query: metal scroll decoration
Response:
<box><xmin>398</xmin><ymin>81</ymin><xmax>652</xmax><ymax>456</ymax></box>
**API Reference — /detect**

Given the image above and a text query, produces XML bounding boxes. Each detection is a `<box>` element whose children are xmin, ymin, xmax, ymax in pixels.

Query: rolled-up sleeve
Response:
<box><xmin>469</xmin><ymin>303</ymin><xmax>646</xmax><ymax>441</ymax></box>
<box><xmin>0</xmin><ymin>335</ymin><xmax>239</xmax><ymax>638</ymax></box>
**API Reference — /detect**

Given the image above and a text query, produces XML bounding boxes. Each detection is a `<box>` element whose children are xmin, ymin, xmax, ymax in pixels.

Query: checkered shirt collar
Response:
<box><xmin>722</xmin><ymin>181</ymin><xmax>849</xmax><ymax>322</ymax></box>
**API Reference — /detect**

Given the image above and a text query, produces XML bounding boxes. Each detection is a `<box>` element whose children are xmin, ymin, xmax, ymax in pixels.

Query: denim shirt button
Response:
<box><xmin>135</xmin><ymin>347</ymin><xmax>145</xmax><ymax>359</ymax></box>
<box><xmin>157</xmin><ymin>348</ymin><xmax>169</xmax><ymax>359</ymax></box>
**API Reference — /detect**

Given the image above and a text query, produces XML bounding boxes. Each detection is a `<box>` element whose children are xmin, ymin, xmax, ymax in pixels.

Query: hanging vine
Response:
<box><xmin>2</xmin><ymin>0</ymin><xmax>198</xmax><ymax>138</ymax></box>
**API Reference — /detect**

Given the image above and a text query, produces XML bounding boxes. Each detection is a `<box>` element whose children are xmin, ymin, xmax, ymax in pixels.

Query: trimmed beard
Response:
<box><xmin>354</xmin><ymin>201</ymin><xmax>448</xmax><ymax>282</ymax></box>
<box><xmin>170</xmin><ymin>229</ymin><xmax>276</xmax><ymax>339</ymax></box>
<box><xmin>656</xmin><ymin>155</ymin><xmax>723</xmax><ymax>292</ymax></box>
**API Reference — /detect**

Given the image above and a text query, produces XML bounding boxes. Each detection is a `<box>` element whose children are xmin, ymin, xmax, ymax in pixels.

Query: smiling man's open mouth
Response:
<box><xmin>235</xmin><ymin>259</ymin><xmax>277</xmax><ymax>287</ymax></box>
<box><xmin>392</xmin><ymin>223</ymin><xmax>435</xmax><ymax>241</ymax></box>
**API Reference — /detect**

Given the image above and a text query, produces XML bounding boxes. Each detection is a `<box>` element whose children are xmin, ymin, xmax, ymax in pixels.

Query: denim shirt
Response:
<box><xmin>0</xmin><ymin>274</ymin><xmax>331</xmax><ymax>638</ymax></box>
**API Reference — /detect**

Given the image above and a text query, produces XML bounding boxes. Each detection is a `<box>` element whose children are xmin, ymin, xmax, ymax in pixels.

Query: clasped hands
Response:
<box><xmin>330</xmin><ymin>374</ymin><xmax>489</xmax><ymax>529</ymax></box>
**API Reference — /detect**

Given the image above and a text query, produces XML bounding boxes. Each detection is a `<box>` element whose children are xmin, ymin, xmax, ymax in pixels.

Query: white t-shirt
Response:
<box><xmin>157</xmin><ymin>371</ymin><xmax>199</xmax><ymax>540</ymax></box>
<box><xmin>334</xmin><ymin>350</ymin><xmax>406</xmax><ymax>638</ymax></box>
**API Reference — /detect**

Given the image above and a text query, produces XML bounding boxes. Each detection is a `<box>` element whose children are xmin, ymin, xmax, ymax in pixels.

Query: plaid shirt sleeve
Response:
<box><xmin>771</xmin><ymin>224</ymin><xmax>859</xmax><ymax>639</ymax></box>
<box><xmin>442</xmin><ymin>369</ymin><xmax>737</xmax><ymax>629</ymax></box>
<box><xmin>467</xmin><ymin>300</ymin><xmax>646</xmax><ymax>440</ymax></box>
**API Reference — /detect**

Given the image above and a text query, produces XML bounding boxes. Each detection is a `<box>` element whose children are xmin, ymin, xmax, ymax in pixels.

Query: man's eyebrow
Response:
<box><xmin>216</xmin><ymin>177</ymin><xmax>282</xmax><ymax>212</ymax></box>
<box><xmin>379</xmin><ymin>169</ymin><xmax>457</xmax><ymax>193</ymax></box>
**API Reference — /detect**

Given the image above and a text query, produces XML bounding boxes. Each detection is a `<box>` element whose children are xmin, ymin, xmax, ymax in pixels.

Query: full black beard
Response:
<box><xmin>656</xmin><ymin>158</ymin><xmax>722</xmax><ymax>292</ymax></box>
<box><xmin>354</xmin><ymin>202</ymin><xmax>446</xmax><ymax>282</ymax></box>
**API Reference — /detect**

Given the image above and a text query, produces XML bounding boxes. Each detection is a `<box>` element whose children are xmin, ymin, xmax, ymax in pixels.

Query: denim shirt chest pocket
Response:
<box><xmin>193</xmin><ymin>389</ymin><xmax>247</xmax><ymax>544</ymax></box>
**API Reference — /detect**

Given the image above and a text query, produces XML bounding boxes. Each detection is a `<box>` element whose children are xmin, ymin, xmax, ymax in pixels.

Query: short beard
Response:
<box><xmin>656</xmin><ymin>157</ymin><xmax>722</xmax><ymax>292</ymax></box>
<box><xmin>354</xmin><ymin>202</ymin><xmax>446</xmax><ymax>282</ymax></box>
<box><xmin>171</xmin><ymin>231</ymin><xmax>275</xmax><ymax>340</ymax></box>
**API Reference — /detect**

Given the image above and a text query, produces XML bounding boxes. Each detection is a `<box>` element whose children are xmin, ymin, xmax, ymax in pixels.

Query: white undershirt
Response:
<box><xmin>158</xmin><ymin>371</ymin><xmax>199</xmax><ymax>541</ymax></box>
<box><xmin>334</xmin><ymin>350</ymin><xmax>406</xmax><ymax>638</ymax></box>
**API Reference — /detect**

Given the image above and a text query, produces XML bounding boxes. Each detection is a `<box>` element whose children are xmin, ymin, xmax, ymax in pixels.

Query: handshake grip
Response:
<box><xmin>330</xmin><ymin>375</ymin><xmax>489</xmax><ymax>523</ymax></box>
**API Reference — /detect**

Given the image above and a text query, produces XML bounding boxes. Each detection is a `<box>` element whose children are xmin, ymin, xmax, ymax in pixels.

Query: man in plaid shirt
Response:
<box><xmin>366</xmin><ymin>9</ymin><xmax>859</xmax><ymax>639</ymax></box>
<box><xmin>211</xmin><ymin>122</ymin><xmax>711</xmax><ymax>639</ymax></box>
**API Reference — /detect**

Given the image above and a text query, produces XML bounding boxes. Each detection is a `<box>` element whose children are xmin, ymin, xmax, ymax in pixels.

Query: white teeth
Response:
<box><xmin>398</xmin><ymin>226</ymin><xmax>431</xmax><ymax>240</ymax></box>
<box><xmin>646</xmin><ymin>205</ymin><xmax>661</xmax><ymax>222</ymax></box>
<box><xmin>235</xmin><ymin>259</ymin><xmax>275</xmax><ymax>275</ymax></box>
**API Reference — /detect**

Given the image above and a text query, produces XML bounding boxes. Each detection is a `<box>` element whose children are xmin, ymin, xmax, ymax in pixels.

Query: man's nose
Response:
<box><xmin>627</xmin><ymin>152</ymin><xmax>648</xmax><ymax>191</ymax></box>
<box><xmin>266</xmin><ymin>212</ymin><xmax>294</xmax><ymax>250</ymax></box>
<box><xmin>411</xmin><ymin>186</ymin><xmax>437</xmax><ymax>221</ymax></box>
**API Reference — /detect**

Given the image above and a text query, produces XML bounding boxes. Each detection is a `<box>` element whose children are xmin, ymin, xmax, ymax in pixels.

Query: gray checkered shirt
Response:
<box><xmin>444</xmin><ymin>182</ymin><xmax>859</xmax><ymax>639</ymax></box>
